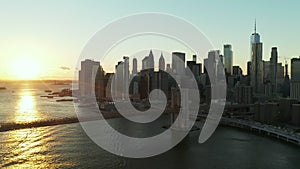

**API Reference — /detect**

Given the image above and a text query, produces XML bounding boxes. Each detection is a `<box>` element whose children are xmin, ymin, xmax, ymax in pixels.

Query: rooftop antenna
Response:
<box><xmin>254</xmin><ymin>18</ymin><xmax>257</xmax><ymax>33</ymax></box>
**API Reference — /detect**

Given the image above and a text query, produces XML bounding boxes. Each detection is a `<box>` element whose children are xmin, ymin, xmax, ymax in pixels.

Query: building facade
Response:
<box><xmin>291</xmin><ymin>57</ymin><xmax>300</xmax><ymax>100</ymax></box>
<box><xmin>250</xmin><ymin>29</ymin><xmax>264</xmax><ymax>95</ymax></box>
<box><xmin>79</xmin><ymin>59</ymin><xmax>100</xmax><ymax>98</ymax></box>
<box><xmin>224</xmin><ymin>44</ymin><xmax>233</xmax><ymax>75</ymax></box>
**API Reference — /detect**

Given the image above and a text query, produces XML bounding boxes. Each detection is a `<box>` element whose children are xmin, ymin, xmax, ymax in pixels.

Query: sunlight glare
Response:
<box><xmin>15</xmin><ymin>90</ymin><xmax>39</xmax><ymax>123</ymax></box>
<box><xmin>11</xmin><ymin>56</ymin><xmax>42</xmax><ymax>80</ymax></box>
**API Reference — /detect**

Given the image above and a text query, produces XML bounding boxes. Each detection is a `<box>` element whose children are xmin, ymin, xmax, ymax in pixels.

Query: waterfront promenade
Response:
<box><xmin>196</xmin><ymin>114</ymin><xmax>300</xmax><ymax>146</ymax></box>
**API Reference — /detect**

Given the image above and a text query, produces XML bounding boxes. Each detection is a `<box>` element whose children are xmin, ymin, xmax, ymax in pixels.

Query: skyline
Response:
<box><xmin>1</xmin><ymin>2</ymin><xmax>300</xmax><ymax>168</ymax></box>
<box><xmin>1</xmin><ymin>0</ymin><xmax>300</xmax><ymax>80</ymax></box>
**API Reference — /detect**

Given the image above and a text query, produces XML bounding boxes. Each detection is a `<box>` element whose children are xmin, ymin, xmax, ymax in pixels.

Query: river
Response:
<box><xmin>0</xmin><ymin>82</ymin><xmax>299</xmax><ymax>168</ymax></box>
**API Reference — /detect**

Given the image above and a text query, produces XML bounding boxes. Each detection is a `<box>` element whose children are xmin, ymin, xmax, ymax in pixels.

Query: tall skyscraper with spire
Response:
<box><xmin>250</xmin><ymin>20</ymin><xmax>264</xmax><ymax>94</ymax></box>
<box><xmin>142</xmin><ymin>50</ymin><xmax>154</xmax><ymax>70</ymax></box>
<box><xmin>148</xmin><ymin>50</ymin><xmax>154</xmax><ymax>69</ymax></box>
<box><xmin>142</xmin><ymin>50</ymin><xmax>155</xmax><ymax>70</ymax></box>
<box><xmin>159</xmin><ymin>52</ymin><xmax>165</xmax><ymax>71</ymax></box>
<box><xmin>251</xmin><ymin>19</ymin><xmax>260</xmax><ymax>44</ymax></box>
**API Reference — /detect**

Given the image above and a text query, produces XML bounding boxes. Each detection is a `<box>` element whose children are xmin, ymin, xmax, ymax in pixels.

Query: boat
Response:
<box><xmin>0</xmin><ymin>87</ymin><xmax>6</xmax><ymax>90</ymax></box>
<box><xmin>45</xmin><ymin>90</ymin><xmax>52</xmax><ymax>93</ymax></box>
<box><xmin>41</xmin><ymin>95</ymin><xmax>54</xmax><ymax>98</ymax></box>
<box><xmin>56</xmin><ymin>99</ymin><xmax>73</xmax><ymax>102</ymax></box>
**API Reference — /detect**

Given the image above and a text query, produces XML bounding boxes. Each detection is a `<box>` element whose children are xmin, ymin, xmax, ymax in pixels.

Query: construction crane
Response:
<box><xmin>278</xmin><ymin>56</ymin><xmax>294</xmax><ymax>77</ymax></box>
<box><xmin>278</xmin><ymin>56</ymin><xmax>293</xmax><ymax>65</ymax></box>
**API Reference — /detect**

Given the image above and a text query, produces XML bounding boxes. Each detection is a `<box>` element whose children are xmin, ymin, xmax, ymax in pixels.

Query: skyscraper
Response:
<box><xmin>285</xmin><ymin>63</ymin><xmax>289</xmax><ymax>77</ymax></box>
<box><xmin>166</xmin><ymin>64</ymin><xmax>171</xmax><ymax>73</ymax></box>
<box><xmin>219</xmin><ymin>54</ymin><xmax>224</xmax><ymax>65</ymax></box>
<box><xmin>233</xmin><ymin>66</ymin><xmax>243</xmax><ymax>76</ymax></box>
<box><xmin>79</xmin><ymin>59</ymin><xmax>100</xmax><ymax>98</ymax></box>
<box><xmin>142</xmin><ymin>50</ymin><xmax>155</xmax><ymax>70</ymax></box>
<box><xmin>224</xmin><ymin>44</ymin><xmax>233</xmax><ymax>75</ymax></box>
<box><xmin>148</xmin><ymin>50</ymin><xmax>155</xmax><ymax>69</ymax></box>
<box><xmin>250</xmin><ymin>21</ymin><xmax>264</xmax><ymax>94</ymax></box>
<box><xmin>123</xmin><ymin>56</ymin><xmax>129</xmax><ymax>99</ymax></box>
<box><xmin>291</xmin><ymin>57</ymin><xmax>300</xmax><ymax>81</ymax></box>
<box><xmin>205</xmin><ymin>50</ymin><xmax>221</xmax><ymax>84</ymax></box>
<box><xmin>159</xmin><ymin>53</ymin><xmax>165</xmax><ymax>71</ymax></box>
<box><xmin>291</xmin><ymin>57</ymin><xmax>300</xmax><ymax>100</ymax></box>
<box><xmin>95</xmin><ymin>65</ymin><xmax>105</xmax><ymax>100</ymax></box>
<box><xmin>113</xmin><ymin>56</ymin><xmax>130</xmax><ymax>100</ymax></box>
<box><xmin>192</xmin><ymin>55</ymin><xmax>197</xmax><ymax>62</ymax></box>
<box><xmin>270</xmin><ymin>47</ymin><xmax>278</xmax><ymax>94</ymax></box>
<box><xmin>251</xmin><ymin>20</ymin><xmax>260</xmax><ymax>44</ymax></box>
<box><xmin>263</xmin><ymin>61</ymin><xmax>270</xmax><ymax>81</ymax></box>
<box><xmin>142</xmin><ymin>56</ymin><xmax>149</xmax><ymax>70</ymax></box>
<box><xmin>132</xmin><ymin>58</ymin><xmax>137</xmax><ymax>75</ymax></box>
<box><xmin>187</xmin><ymin>55</ymin><xmax>202</xmax><ymax>77</ymax></box>
<box><xmin>114</xmin><ymin>61</ymin><xmax>124</xmax><ymax>99</ymax></box>
<box><xmin>172</xmin><ymin>52</ymin><xmax>185</xmax><ymax>75</ymax></box>
<box><xmin>277</xmin><ymin>63</ymin><xmax>284</xmax><ymax>80</ymax></box>
<box><xmin>247</xmin><ymin>61</ymin><xmax>251</xmax><ymax>76</ymax></box>
<box><xmin>282</xmin><ymin>63</ymin><xmax>290</xmax><ymax>97</ymax></box>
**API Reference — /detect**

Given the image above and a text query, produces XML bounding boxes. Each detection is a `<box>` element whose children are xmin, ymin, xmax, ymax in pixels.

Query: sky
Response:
<box><xmin>0</xmin><ymin>0</ymin><xmax>300</xmax><ymax>80</ymax></box>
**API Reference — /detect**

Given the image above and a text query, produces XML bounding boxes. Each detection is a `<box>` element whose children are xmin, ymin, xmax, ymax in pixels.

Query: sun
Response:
<box><xmin>11</xmin><ymin>57</ymin><xmax>42</xmax><ymax>80</ymax></box>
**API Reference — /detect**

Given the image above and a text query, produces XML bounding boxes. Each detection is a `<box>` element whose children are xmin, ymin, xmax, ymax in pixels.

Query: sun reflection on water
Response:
<box><xmin>15</xmin><ymin>89</ymin><xmax>39</xmax><ymax>123</ymax></box>
<box><xmin>1</xmin><ymin>126</ymin><xmax>76</xmax><ymax>168</ymax></box>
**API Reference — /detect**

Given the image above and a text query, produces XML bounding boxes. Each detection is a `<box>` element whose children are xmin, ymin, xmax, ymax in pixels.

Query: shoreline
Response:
<box><xmin>196</xmin><ymin>115</ymin><xmax>300</xmax><ymax>146</ymax></box>
<box><xmin>0</xmin><ymin>117</ymin><xmax>79</xmax><ymax>132</ymax></box>
<box><xmin>2</xmin><ymin>112</ymin><xmax>300</xmax><ymax>147</ymax></box>
<box><xmin>0</xmin><ymin>111</ymin><xmax>124</xmax><ymax>132</ymax></box>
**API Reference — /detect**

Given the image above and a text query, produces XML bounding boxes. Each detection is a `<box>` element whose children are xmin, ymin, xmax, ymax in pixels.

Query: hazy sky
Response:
<box><xmin>1</xmin><ymin>0</ymin><xmax>299</xmax><ymax>80</ymax></box>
